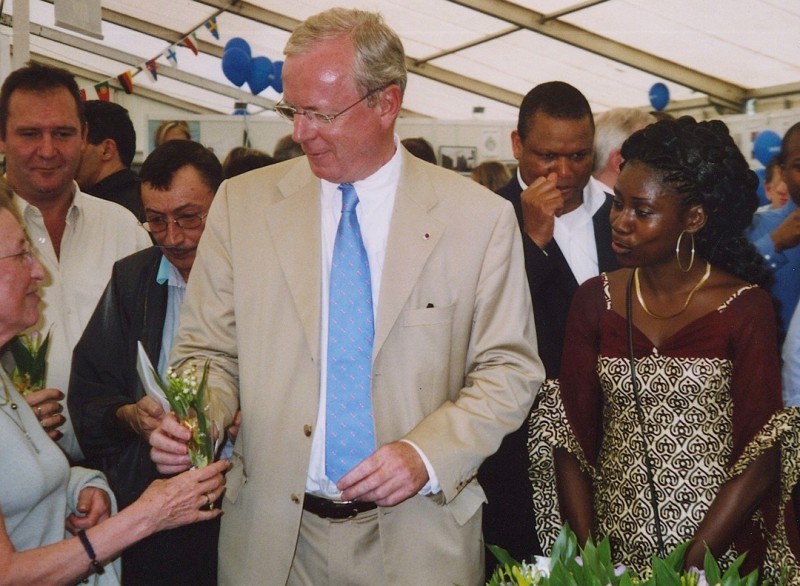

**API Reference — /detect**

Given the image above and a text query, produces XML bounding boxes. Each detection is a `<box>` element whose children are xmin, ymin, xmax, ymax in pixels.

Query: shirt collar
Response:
<box><xmin>10</xmin><ymin>181</ymin><xmax>81</xmax><ymax>222</ymax></box>
<box><xmin>320</xmin><ymin>134</ymin><xmax>402</xmax><ymax>205</ymax></box>
<box><xmin>515</xmin><ymin>169</ymin><xmax>606</xmax><ymax>218</ymax></box>
<box><xmin>156</xmin><ymin>254</ymin><xmax>186</xmax><ymax>287</ymax></box>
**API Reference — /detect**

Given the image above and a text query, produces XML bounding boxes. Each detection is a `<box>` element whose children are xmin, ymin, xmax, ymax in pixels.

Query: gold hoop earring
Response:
<box><xmin>675</xmin><ymin>230</ymin><xmax>695</xmax><ymax>272</ymax></box>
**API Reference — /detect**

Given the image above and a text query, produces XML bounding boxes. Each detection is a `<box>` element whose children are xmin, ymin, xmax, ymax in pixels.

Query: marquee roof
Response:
<box><xmin>2</xmin><ymin>0</ymin><xmax>800</xmax><ymax>120</ymax></box>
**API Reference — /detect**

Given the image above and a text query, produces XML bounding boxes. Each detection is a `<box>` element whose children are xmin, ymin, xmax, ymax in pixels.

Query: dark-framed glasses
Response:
<box><xmin>140</xmin><ymin>213</ymin><xmax>208</xmax><ymax>233</ymax></box>
<box><xmin>0</xmin><ymin>243</ymin><xmax>34</xmax><ymax>265</ymax></box>
<box><xmin>274</xmin><ymin>86</ymin><xmax>385</xmax><ymax>125</ymax></box>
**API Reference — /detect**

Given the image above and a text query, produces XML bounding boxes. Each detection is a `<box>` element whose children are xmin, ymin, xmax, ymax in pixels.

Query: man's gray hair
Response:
<box><xmin>593</xmin><ymin>108</ymin><xmax>656</xmax><ymax>173</ymax></box>
<box><xmin>284</xmin><ymin>8</ymin><xmax>407</xmax><ymax>97</ymax></box>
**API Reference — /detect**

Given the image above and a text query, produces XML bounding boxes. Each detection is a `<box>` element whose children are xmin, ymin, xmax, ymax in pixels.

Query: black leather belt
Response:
<box><xmin>303</xmin><ymin>493</ymin><xmax>377</xmax><ymax>519</ymax></box>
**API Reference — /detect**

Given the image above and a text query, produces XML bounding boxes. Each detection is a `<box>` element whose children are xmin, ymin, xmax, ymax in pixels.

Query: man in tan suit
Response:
<box><xmin>150</xmin><ymin>8</ymin><xmax>543</xmax><ymax>585</ymax></box>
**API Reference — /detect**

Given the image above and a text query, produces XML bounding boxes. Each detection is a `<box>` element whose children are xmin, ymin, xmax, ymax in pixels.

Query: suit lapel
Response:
<box><xmin>593</xmin><ymin>194</ymin><xmax>619</xmax><ymax>273</ymax></box>
<box><xmin>373</xmin><ymin>156</ymin><xmax>443</xmax><ymax>357</ymax></box>
<box><xmin>265</xmin><ymin>166</ymin><xmax>322</xmax><ymax>361</ymax></box>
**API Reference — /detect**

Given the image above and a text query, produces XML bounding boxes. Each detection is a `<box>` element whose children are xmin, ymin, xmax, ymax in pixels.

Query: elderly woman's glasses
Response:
<box><xmin>0</xmin><ymin>244</ymin><xmax>34</xmax><ymax>265</ymax></box>
<box><xmin>274</xmin><ymin>86</ymin><xmax>385</xmax><ymax>125</ymax></box>
<box><xmin>140</xmin><ymin>213</ymin><xmax>208</xmax><ymax>233</ymax></box>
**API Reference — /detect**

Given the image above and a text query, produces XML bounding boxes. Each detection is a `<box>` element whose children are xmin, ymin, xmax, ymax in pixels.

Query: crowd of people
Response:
<box><xmin>0</xmin><ymin>6</ymin><xmax>799</xmax><ymax>586</ymax></box>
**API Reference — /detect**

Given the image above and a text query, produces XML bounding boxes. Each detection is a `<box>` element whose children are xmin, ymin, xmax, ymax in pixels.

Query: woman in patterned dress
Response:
<box><xmin>539</xmin><ymin>117</ymin><xmax>800</xmax><ymax>579</ymax></box>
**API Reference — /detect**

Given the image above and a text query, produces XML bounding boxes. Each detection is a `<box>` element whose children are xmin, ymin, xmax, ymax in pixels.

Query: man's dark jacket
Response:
<box><xmin>69</xmin><ymin>247</ymin><xmax>219</xmax><ymax>586</ymax></box>
<box><xmin>85</xmin><ymin>168</ymin><xmax>143</xmax><ymax>221</ymax></box>
<box><xmin>478</xmin><ymin>177</ymin><xmax>618</xmax><ymax>568</ymax></box>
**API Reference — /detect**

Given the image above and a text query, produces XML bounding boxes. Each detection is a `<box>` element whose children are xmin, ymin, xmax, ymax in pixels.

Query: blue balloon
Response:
<box><xmin>223</xmin><ymin>37</ymin><xmax>251</xmax><ymax>58</ymax></box>
<box><xmin>222</xmin><ymin>47</ymin><xmax>252</xmax><ymax>87</ymax></box>
<box><xmin>752</xmin><ymin>130</ymin><xmax>781</xmax><ymax>167</ymax></box>
<box><xmin>269</xmin><ymin>60</ymin><xmax>284</xmax><ymax>94</ymax></box>
<box><xmin>247</xmin><ymin>56</ymin><xmax>273</xmax><ymax>95</ymax></box>
<box><xmin>755</xmin><ymin>167</ymin><xmax>768</xmax><ymax>206</ymax></box>
<box><xmin>648</xmin><ymin>82</ymin><xmax>670</xmax><ymax>111</ymax></box>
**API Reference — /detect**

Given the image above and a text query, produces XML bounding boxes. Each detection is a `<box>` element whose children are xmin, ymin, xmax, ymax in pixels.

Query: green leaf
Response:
<box><xmin>487</xmin><ymin>544</ymin><xmax>519</xmax><ymax>570</ymax></box>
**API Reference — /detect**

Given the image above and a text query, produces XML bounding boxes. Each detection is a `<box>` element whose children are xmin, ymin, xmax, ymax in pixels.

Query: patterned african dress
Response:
<box><xmin>529</xmin><ymin>273</ymin><xmax>800</xmax><ymax>581</ymax></box>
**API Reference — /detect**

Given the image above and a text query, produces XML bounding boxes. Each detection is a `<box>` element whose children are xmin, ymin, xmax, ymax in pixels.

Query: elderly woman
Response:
<box><xmin>531</xmin><ymin>117</ymin><xmax>800</xmax><ymax>581</ymax></box>
<box><xmin>0</xmin><ymin>185</ymin><xmax>228</xmax><ymax>585</ymax></box>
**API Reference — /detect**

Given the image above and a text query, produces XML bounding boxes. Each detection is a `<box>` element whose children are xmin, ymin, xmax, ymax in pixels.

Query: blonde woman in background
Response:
<box><xmin>153</xmin><ymin>120</ymin><xmax>191</xmax><ymax>147</ymax></box>
<box><xmin>471</xmin><ymin>160</ymin><xmax>512</xmax><ymax>192</ymax></box>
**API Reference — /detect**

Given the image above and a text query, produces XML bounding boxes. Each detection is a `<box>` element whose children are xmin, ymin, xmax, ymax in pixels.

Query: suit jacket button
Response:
<box><xmin>291</xmin><ymin>493</ymin><xmax>301</xmax><ymax>504</ymax></box>
<box><xmin>303</xmin><ymin>424</ymin><xmax>312</xmax><ymax>437</ymax></box>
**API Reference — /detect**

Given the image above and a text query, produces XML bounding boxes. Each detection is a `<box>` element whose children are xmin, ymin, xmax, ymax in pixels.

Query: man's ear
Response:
<box><xmin>610</xmin><ymin>149</ymin><xmax>624</xmax><ymax>174</ymax></box>
<box><xmin>378</xmin><ymin>84</ymin><xmax>403</xmax><ymax>127</ymax></box>
<box><xmin>101</xmin><ymin>138</ymin><xmax>117</xmax><ymax>161</ymax></box>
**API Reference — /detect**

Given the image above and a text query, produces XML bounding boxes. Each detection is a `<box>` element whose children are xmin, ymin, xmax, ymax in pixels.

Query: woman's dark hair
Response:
<box><xmin>621</xmin><ymin>116</ymin><xmax>772</xmax><ymax>288</ymax></box>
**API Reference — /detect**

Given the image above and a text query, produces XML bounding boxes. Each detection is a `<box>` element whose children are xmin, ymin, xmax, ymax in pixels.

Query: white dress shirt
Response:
<box><xmin>306</xmin><ymin>138</ymin><xmax>440</xmax><ymax>498</ymax></box>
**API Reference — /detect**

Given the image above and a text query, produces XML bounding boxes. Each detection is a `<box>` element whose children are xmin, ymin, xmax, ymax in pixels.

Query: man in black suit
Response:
<box><xmin>479</xmin><ymin>81</ymin><xmax>618</xmax><ymax>570</ymax></box>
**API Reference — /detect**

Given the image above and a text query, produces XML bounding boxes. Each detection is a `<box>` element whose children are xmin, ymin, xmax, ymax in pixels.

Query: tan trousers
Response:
<box><xmin>287</xmin><ymin>508</ymin><xmax>388</xmax><ymax>586</ymax></box>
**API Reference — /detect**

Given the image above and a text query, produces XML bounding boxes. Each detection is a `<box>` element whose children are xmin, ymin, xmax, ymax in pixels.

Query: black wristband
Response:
<box><xmin>77</xmin><ymin>529</ymin><xmax>105</xmax><ymax>575</ymax></box>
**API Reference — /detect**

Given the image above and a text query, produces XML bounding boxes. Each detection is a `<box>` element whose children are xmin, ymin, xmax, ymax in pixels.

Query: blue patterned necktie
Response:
<box><xmin>325</xmin><ymin>183</ymin><xmax>376</xmax><ymax>481</ymax></box>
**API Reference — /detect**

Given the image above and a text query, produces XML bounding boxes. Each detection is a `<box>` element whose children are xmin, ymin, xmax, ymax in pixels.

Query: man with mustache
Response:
<box><xmin>479</xmin><ymin>81</ymin><xmax>618</xmax><ymax>569</ymax></box>
<box><xmin>68</xmin><ymin>140</ymin><xmax>225</xmax><ymax>585</ymax></box>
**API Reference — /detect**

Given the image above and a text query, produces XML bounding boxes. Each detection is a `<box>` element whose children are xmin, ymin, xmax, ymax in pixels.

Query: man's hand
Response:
<box><xmin>149</xmin><ymin>414</ymin><xmax>192</xmax><ymax>474</ymax></box>
<box><xmin>771</xmin><ymin>208</ymin><xmax>800</xmax><ymax>252</ymax></box>
<box><xmin>24</xmin><ymin>388</ymin><xmax>65</xmax><ymax>441</ymax></box>
<box><xmin>65</xmin><ymin>487</ymin><xmax>111</xmax><ymax>534</ymax></box>
<box><xmin>520</xmin><ymin>171</ymin><xmax>561</xmax><ymax>249</ymax></box>
<box><xmin>117</xmin><ymin>396</ymin><xmax>166</xmax><ymax>440</ymax></box>
<box><xmin>337</xmin><ymin>441</ymin><xmax>429</xmax><ymax>507</ymax></box>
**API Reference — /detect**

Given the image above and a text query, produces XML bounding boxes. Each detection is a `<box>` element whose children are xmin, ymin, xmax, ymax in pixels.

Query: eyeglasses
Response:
<box><xmin>0</xmin><ymin>244</ymin><xmax>34</xmax><ymax>265</ymax></box>
<box><xmin>140</xmin><ymin>213</ymin><xmax>208</xmax><ymax>233</ymax></box>
<box><xmin>274</xmin><ymin>86</ymin><xmax>385</xmax><ymax>125</ymax></box>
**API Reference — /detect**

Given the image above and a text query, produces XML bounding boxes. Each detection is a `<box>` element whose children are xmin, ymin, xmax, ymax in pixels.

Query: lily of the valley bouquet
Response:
<box><xmin>152</xmin><ymin>360</ymin><xmax>215</xmax><ymax>468</ymax></box>
<box><xmin>487</xmin><ymin>524</ymin><xmax>784</xmax><ymax>586</ymax></box>
<box><xmin>5</xmin><ymin>330</ymin><xmax>51</xmax><ymax>395</ymax></box>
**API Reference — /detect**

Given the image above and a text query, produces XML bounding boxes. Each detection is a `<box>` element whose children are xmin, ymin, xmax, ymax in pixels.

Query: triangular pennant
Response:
<box><xmin>94</xmin><ymin>81</ymin><xmax>110</xmax><ymax>101</ymax></box>
<box><xmin>166</xmin><ymin>47</ymin><xmax>178</xmax><ymax>67</ymax></box>
<box><xmin>181</xmin><ymin>36</ymin><xmax>199</xmax><ymax>56</ymax></box>
<box><xmin>204</xmin><ymin>16</ymin><xmax>219</xmax><ymax>40</ymax></box>
<box><xmin>117</xmin><ymin>71</ymin><xmax>134</xmax><ymax>95</ymax></box>
<box><xmin>145</xmin><ymin>59</ymin><xmax>159</xmax><ymax>82</ymax></box>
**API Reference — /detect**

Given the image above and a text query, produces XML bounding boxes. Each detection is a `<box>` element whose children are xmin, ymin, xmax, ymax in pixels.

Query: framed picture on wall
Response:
<box><xmin>439</xmin><ymin>145</ymin><xmax>477</xmax><ymax>172</ymax></box>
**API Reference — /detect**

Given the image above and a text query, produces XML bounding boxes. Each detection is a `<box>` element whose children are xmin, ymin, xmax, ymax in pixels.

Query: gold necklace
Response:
<box><xmin>634</xmin><ymin>261</ymin><xmax>712</xmax><ymax>320</ymax></box>
<box><xmin>0</xmin><ymin>374</ymin><xmax>40</xmax><ymax>453</ymax></box>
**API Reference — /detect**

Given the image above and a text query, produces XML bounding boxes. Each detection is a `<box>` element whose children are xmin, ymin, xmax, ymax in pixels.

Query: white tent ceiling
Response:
<box><xmin>2</xmin><ymin>0</ymin><xmax>800</xmax><ymax>120</ymax></box>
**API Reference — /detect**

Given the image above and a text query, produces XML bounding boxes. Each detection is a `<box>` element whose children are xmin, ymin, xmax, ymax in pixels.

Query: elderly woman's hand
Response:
<box><xmin>132</xmin><ymin>459</ymin><xmax>229</xmax><ymax>533</ymax></box>
<box><xmin>65</xmin><ymin>487</ymin><xmax>112</xmax><ymax>534</ymax></box>
<box><xmin>23</xmin><ymin>387</ymin><xmax>65</xmax><ymax>440</ymax></box>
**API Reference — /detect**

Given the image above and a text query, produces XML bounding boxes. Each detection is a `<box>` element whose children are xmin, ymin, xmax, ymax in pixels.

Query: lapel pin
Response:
<box><xmin>423</xmin><ymin>232</ymin><xmax>430</xmax><ymax>240</ymax></box>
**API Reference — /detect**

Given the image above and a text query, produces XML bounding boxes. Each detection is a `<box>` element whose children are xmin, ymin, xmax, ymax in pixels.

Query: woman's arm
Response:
<box><xmin>684</xmin><ymin>447</ymin><xmax>778</xmax><ymax>569</ymax></box>
<box><xmin>0</xmin><ymin>459</ymin><xmax>228</xmax><ymax>586</ymax></box>
<box><xmin>554</xmin><ymin>447</ymin><xmax>594</xmax><ymax>545</ymax></box>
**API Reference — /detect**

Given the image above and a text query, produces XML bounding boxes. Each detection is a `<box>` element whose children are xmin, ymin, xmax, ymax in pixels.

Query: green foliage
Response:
<box><xmin>7</xmin><ymin>330</ymin><xmax>51</xmax><ymax>394</ymax></box>
<box><xmin>486</xmin><ymin>524</ymin><xmax>783</xmax><ymax>586</ymax></box>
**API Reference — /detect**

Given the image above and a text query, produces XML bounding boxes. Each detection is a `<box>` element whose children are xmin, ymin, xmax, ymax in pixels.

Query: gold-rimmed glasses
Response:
<box><xmin>274</xmin><ymin>86</ymin><xmax>385</xmax><ymax>125</ymax></box>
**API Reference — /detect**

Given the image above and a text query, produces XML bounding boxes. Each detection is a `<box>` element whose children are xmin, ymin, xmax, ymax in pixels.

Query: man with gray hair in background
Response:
<box><xmin>592</xmin><ymin>107</ymin><xmax>656</xmax><ymax>193</ymax></box>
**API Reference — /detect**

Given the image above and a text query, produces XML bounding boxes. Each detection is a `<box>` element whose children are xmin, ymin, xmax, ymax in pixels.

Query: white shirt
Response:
<box><xmin>11</xmin><ymin>186</ymin><xmax>151</xmax><ymax>460</ymax></box>
<box><xmin>517</xmin><ymin>170</ymin><xmax>607</xmax><ymax>285</ymax></box>
<box><xmin>306</xmin><ymin>138</ymin><xmax>439</xmax><ymax>498</ymax></box>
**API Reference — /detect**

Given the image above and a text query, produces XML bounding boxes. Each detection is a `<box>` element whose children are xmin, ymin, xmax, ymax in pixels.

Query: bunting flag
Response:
<box><xmin>117</xmin><ymin>71</ymin><xmax>134</xmax><ymax>95</ymax></box>
<box><xmin>204</xmin><ymin>16</ymin><xmax>219</xmax><ymax>40</ymax></box>
<box><xmin>145</xmin><ymin>59</ymin><xmax>159</xmax><ymax>82</ymax></box>
<box><xmin>166</xmin><ymin>47</ymin><xmax>178</xmax><ymax>67</ymax></box>
<box><xmin>181</xmin><ymin>36</ymin><xmax>199</xmax><ymax>56</ymax></box>
<box><xmin>94</xmin><ymin>81</ymin><xmax>110</xmax><ymax>101</ymax></box>
<box><xmin>79</xmin><ymin>88</ymin><xmax>87</xmax><ymax>101</ymax></box>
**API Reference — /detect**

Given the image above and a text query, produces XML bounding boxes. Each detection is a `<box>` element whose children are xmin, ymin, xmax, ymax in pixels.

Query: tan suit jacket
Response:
<box><xmin>171</xmin><ymin>149</ymin><xmax>543</xmax><ymax>585</ymax></box>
